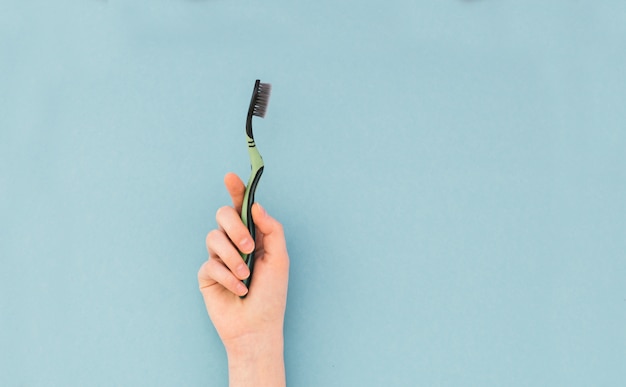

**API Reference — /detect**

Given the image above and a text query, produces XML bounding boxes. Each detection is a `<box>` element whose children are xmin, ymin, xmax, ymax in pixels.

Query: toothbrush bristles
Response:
<box><xmin>253</xmin><ymin>82</ymin><xmax>272</xmax><ymax>118</ymax></box>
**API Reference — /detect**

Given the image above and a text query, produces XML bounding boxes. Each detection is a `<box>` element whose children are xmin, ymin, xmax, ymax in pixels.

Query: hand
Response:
<box><xmin>198</xmin><ymin>173</ymin><xmax>289</xmax><ymax>387</ymax></box>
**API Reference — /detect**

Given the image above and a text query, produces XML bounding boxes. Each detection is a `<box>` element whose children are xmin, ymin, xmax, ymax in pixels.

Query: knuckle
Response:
<box><xmin>205</xmin><ymin>229</ymin><xmax>221</xmax><ymax>246</ymax></box>
<box><xmin>197</xmin><ymin>264</ymin><xmax>204</xmax><ymax>282</ymax></box>
<box><xmin>198</xmin><ymin>261</ymin><xmax>209</xmax><ymax>280</ymax></box>
<box><xmin>197</xmin><ymin>261</ymin><xmax>211</xmax><ymax>285</ymax></box>
<box><xmin>215</xmin><ymin>205</ymin><xmax>232</xmax><ymax>220</ymax></box>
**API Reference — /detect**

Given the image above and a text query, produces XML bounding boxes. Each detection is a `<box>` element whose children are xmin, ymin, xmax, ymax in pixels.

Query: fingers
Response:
<box><xmin>198</xmin><ymin>259</ymin><xmax>248</xmax><ymax>297</ymax></box>
<box><xmin>201</xmin><ymin>204</ymin><xmax>254</xmax><ymax>297</ymax></box>
<box><xmin>206</xmin><ymin>228</ymin><xmax>250</xmax><ymax>280</ymax></box>
<box><xmin>224</xmin><ymin>172</ymin><xmax>245</xmax><ymax>214</ymax></box>
<box><xmin>201</xmin><ymin>202</ymin><xmax>287</xmax><ymax>299</ymax></box>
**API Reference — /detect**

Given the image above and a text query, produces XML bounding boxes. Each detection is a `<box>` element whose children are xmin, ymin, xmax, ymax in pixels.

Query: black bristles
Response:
<box><xmin>252</xmin><ymin>82</ymin><xmax>272</xmax><ymax>118</ymax></box>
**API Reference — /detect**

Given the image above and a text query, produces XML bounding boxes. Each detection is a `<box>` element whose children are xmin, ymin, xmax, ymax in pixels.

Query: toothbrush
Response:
<box><xmin>240</xmin><ymin>79</ymin><xmax>271</xmax><ymax>294</ymax></box>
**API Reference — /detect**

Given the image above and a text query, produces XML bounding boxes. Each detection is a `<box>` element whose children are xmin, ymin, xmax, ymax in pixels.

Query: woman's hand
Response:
<box><xmin>198</xmin><ymin>172</ymin><xmax>289</xmax><ymax>387</ymax></box>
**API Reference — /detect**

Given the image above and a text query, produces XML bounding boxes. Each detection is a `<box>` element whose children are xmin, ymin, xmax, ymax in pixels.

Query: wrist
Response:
<box><xmin>226</xmin><ymin>332</ymin><xmax>285</xmax><ymax>387</ymax></box>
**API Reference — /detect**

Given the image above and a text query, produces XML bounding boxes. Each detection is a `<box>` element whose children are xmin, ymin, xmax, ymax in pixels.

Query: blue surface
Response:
<box><xmin>2</xmin><ymin>1</ymin><xmax>625</xmax><ymax>386</ymax></box>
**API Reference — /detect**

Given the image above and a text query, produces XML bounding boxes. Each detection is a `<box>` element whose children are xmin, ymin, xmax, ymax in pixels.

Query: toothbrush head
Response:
<box><xmin>251</xmin><ymin>80</ymin><xmax>272</xmax><ymax>118</ymax></box>
<box><xmin>246</xmin><ymin>79</ymin><xmax>271</xmax><ymax>138</ymax></box>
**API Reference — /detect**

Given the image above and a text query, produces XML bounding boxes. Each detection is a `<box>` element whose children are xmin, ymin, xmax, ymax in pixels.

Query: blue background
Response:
<box><xmin>1</xmin><ymin>0</ymin><xmax>625</xmax><ymax>386</ymax></box>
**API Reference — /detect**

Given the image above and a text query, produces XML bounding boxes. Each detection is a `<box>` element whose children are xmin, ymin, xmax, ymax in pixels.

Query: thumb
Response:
<box><xmin>249</xmin><ymin>203</ymin><xmax>289</xmax><ymax>298</ymax></box>
<box><xmin>251</xmin><ymin>202</ymin><xmax>287</xmax><ymax>254</ymax></box>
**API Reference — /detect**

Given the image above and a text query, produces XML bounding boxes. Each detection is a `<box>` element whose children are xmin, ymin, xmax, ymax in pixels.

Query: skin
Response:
<box><xmin>198</xmin><ymin>172</ymin><xmax>289</xmax><ymax>387</ymax></box>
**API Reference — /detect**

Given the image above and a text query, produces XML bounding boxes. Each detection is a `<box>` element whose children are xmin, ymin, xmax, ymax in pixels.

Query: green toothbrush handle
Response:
<box><xmin>241</xmin><ymin>135</ymin><xmax>264</xmax><ymax>290</ymax></box>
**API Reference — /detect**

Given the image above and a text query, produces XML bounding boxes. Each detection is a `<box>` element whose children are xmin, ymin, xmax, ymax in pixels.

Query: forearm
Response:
<box><xmin>226</xmin><ymin>333</ymin><xmax>286</xmax><ymax>387</ymax></box>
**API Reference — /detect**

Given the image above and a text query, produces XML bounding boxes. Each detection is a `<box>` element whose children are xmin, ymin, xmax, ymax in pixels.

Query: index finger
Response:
<box><xmin>224</xmin><ymin>172</ymin><xmax>246</xmax><ymax>214</ymax></box>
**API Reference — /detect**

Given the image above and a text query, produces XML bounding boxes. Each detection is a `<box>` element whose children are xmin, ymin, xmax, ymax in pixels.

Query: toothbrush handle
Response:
<box><xmin>241</xmin><ymin>166</ymin><xmax>263</xmax><ymax>289</ymax></box>
<box><xmin>240</xmin><ymin>136</ymin><xmax>264</xmax><ymax>291</ymax></box>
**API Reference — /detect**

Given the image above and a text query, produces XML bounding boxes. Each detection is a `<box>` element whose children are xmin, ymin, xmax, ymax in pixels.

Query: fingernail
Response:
<box><xmin>240</xmin><ymin>238</ymin><xmax>253</xmax><ymax>253</ymax></box>
<box><xmin>257</xmin><ymin>203</ymin><xmax>267</xmax><ymax>217</ymax></box>
<box><xmin>236</xmin><ymin>262</ymin><xmax>250</xmax><ymax>279</ymax></box>
<box><xmin>236</xmin><ymin>282</ymin><xmax>248</xmax><ymax>296</ymax></box>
